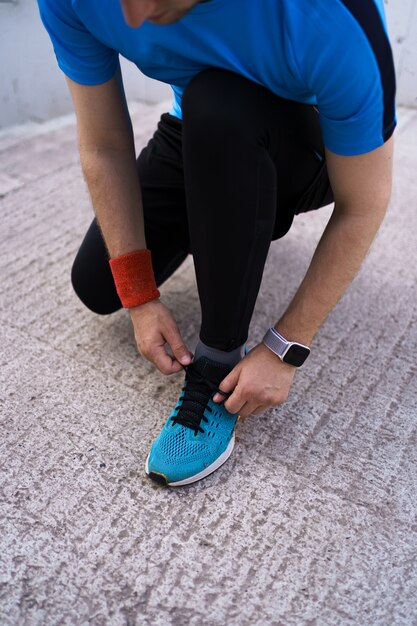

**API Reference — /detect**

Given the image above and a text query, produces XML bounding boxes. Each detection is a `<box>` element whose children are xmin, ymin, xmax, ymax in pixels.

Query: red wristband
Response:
<box><xmin>109</xmin><ymin>249</ymin><xmax>160</xmax><ymax>309</ymax></box>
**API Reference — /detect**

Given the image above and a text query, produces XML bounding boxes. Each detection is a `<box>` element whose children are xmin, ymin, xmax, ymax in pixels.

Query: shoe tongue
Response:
<box><xmin>192</xmin><ymin>357</ymin><xmax>232</xmax><ymax>386</ymax></box>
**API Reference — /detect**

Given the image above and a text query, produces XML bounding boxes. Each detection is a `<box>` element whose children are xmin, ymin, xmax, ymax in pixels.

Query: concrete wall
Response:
<box><xmin>0</xmin><ymin>0</ymin><xmax>416</xmax><ymax>129</ymax></box>
<box><xmin>385</xmin><ymin>0</ymin><xmax>417</xmax><ymax>107</ymax></box>
<box><xmin>0</xmin><ymin>0</ymin><xmax>171</xmax><ymax>130</ymax></box>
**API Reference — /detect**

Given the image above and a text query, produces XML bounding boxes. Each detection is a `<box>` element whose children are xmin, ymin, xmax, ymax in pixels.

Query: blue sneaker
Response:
<box><xmin>145</xmin><ymin>356</ymin><xmax>239</xmax><ymax>486</ymax></box>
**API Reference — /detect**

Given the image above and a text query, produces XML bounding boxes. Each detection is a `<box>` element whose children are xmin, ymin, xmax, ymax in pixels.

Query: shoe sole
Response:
<box><xmin>145</xmin><ymin>434</ymin><xmax>235</xmax><ymax>487</ymax></box>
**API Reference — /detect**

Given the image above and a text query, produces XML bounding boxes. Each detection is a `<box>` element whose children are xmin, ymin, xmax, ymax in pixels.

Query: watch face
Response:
<box><xmin>283</xmin><ymin>344</ymin><xmax>310</xmax><ymax>367</ymax></box>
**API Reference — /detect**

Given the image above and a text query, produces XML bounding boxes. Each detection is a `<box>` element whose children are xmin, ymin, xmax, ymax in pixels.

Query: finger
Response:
<box><xmin>252</xmin><ymin>405</ymin><xmax>268</xmax><ymax>416</ymax></box>
<box><xmin>238</xmin><ymin>402</ymin><xmax>259</xmax><ymax>419</ymax></box>
<box><xmin>212</xmin><ymin>366</ymin><xmax>241</xmax><ymax>403</ymax></box>
<box><xmin>223</xmin><ymin>388</ymin><xmax>246</xmax><ymax>415</ymax></box>
<box><xmin>150</xmin><ymin>344</ymin><xmax>184</xmax><ymax>375</ymax></box>
<box><xmin>214</xmin><ymin>388</ymin><xmax>231</xmax><ymax>399</ymax></box>
<box><xmin>164</xmin><ymin>325</ymin><xmax>193</xmax><ymax>366</ymax></box>
<box><xmin>234</xmin><ymin>402</ymin><xmax>249</xmax><ymax>418</ymax></box>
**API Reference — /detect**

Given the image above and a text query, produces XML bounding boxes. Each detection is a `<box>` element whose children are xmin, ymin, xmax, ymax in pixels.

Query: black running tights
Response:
<box><xmin>71</xmin><ymin>68</ymin><xmax>333</xmax><ymax>351</ymax></box>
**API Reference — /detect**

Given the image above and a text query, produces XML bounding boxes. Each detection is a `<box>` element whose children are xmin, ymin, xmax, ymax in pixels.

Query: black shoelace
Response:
<box><xmin>171</xmin><ymin>363</ymin><xmax>230</xmax><ymax>434</ymax></box>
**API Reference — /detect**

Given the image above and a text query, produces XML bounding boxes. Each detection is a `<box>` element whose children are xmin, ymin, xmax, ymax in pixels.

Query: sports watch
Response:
<box><xmin>262</xmin><ymin>327</ymin><xmax>310</xmax><ymax>367</ymax></box>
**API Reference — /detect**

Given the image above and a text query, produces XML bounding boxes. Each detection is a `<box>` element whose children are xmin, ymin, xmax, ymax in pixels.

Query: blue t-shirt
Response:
<box><xmin>38</xmin><ymin>0</ymin><xmax>396</xmax><ymax>156</ymax></box>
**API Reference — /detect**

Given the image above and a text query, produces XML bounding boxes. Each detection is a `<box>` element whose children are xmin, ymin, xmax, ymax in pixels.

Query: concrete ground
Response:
<box><xmin>1</xmin><ymin>102</ymin><xmax>417</xmax><ymax>626</ymax></box>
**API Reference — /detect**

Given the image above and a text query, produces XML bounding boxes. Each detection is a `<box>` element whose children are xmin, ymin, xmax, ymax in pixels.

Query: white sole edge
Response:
<box><xmin>145</xmin><ymin>435</ymin><xmax>235</xmax><ymax>487</ymax></box>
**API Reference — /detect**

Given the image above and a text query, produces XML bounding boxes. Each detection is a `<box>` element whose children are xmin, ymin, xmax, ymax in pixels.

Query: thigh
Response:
<box><xmin>268</xmin><ymin>99</ymin><xmax>334</xmax><ymax>238</ymax></box>
<box><xmin>182</xmin><ymin>69</ymin><xmax>332</xmax><ymax>242</ymax></box>
<box><xmin>137</xmin><ymin>113</ymin><xmax>190</xmax><ymax>284</ymax></box>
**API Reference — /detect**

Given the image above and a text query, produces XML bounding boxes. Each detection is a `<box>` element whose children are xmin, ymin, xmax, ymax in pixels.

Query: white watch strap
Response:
<box><xmin>262</xmin><ymin>327</ymin><xmax>310</xmax><ymax>365</ymax></box>
<box><xmin>262</xmin><ymin>327</ymin><xmax>289</xmax><ymax>360</ymax></box>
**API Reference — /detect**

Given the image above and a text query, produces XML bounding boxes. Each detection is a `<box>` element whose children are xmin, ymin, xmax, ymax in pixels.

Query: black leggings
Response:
<box><xmin>71</xmin><ymin>69</ymin><xmax>333</xmax><ymax>351</ymax></box>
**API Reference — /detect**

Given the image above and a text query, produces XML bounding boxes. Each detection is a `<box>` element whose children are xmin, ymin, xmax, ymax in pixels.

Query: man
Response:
<box><xmin>38</xmin><ymin>0</ymin><xmax>396</xmax><ymax>486</ymax></box>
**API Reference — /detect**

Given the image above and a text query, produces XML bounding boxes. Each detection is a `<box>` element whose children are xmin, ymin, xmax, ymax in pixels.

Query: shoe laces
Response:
<box><xmin>171</xmin><ymin>363</ymin><xmax>230</xmax><ymax>435</ymax></box>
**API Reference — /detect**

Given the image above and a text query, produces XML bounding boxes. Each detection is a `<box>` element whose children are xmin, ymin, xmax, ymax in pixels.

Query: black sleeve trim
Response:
<box><xmin>338</xmin><ymin>0</ymin><xmax>396</xmax><ymax>143</ymax></box>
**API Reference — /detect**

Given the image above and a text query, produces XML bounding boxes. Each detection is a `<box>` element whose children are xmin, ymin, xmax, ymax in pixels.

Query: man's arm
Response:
<box><xmin>66</xmin><ymin>69</ymin><xmax>146</xmax><ymax>256</ymax></box>
<box><xmin>275</xmin><ymin>136</ymin><xmax>394</xmax><ymax>344</ymax></box>
<box><xmin>214</xmin><ymin>137</ymin><xmax>394</xmax><ymax>416</ymax></box>
<box><xmin>66</xmin><ymin>71</ymin><xmax>192</xmax><ymax>373</ymax></box>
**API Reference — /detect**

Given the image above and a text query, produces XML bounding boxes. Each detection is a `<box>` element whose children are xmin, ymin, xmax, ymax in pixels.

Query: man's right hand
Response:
<box><xmin>129</xmin><ymin>300</ymin><xmax>193</xmax><ymax>375</ymax></box>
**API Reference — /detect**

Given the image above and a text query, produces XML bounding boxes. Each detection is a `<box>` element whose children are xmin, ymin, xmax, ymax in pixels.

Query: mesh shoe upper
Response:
<box><xmin>147</xmin><ymin>357</ymin><xmax>239</xmax><ymax>484</ymax></box>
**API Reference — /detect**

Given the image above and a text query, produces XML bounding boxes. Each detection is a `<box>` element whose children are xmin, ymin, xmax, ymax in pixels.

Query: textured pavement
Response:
<box><xmin>1</xmin><ymin>102</ymin><xmax>417</xmax><ymax>626</ymax></box>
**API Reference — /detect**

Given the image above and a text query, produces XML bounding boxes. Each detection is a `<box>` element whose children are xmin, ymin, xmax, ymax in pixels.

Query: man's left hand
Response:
<box><xmin>212</xmin><ymin>343</ymin><xmax>297</xmax><ymax>417</ymax></box>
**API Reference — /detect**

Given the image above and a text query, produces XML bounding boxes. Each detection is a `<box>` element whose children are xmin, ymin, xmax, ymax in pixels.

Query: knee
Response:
<box><xmin>71</xmin><ymin>252</ymin><xmax>121</xmax><ymax>316</ymax></box>
<box><xmin>182</xmin><ymin>69</ymin><xmax>256</xmax><ymax>140</ymax></box>
<box><xmin>70</xmin><ymin>252</ymin><xmax>96</xmax><ymax>313</ymax></box>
